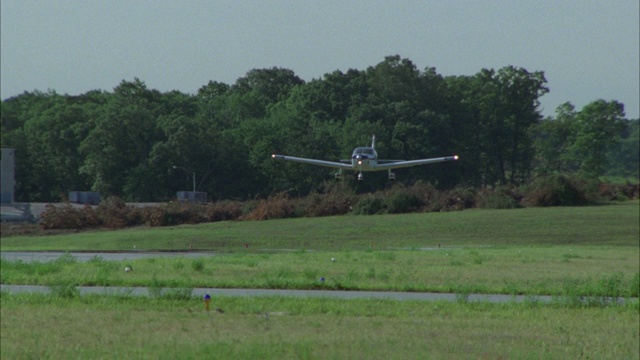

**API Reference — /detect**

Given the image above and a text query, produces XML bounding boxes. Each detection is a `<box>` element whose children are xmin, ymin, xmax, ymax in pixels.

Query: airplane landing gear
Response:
<box><xmin>357</xmin><ymin>172</ymin><xmax>364</xmax><ymax>181</ymax></box>
<box><xmin>388</xmin><ymin>170</ymin><xmax>396</xmax><ymax>181</ymax></box>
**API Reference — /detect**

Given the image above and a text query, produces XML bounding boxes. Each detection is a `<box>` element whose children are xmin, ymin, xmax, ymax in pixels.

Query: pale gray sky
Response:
<box><xmin>2</xmin><ymin>1</ymin><xmax>638</xmax><ymax>118</ymax></box>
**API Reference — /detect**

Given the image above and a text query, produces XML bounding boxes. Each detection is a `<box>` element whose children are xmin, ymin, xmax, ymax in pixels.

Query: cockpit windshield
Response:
<box><xmin>353</xmin><ymin>148</ymin><xmax>376</xmax><ymax>156</ymax></box>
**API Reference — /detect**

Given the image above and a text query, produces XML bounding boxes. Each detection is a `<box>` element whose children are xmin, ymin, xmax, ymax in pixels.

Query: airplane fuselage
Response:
<box><xmin>351</xmin><ymin>147</ymin><xmax>378</xmax><ymax>171</ymax></box>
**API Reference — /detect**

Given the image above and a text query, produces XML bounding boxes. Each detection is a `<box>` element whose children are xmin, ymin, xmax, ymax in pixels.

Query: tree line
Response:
<box><xmin>1</xmin><ymin>55</ymin><xmax>637</xmax><ymax>202</ymax></box>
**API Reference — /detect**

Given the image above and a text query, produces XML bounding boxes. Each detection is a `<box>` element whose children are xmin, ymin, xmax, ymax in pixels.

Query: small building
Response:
<box><xmin>69</xmin><ymin>191</ymin><xmax>101</xmax><ymax>205</ymax></box>
<box><xmin>176</xmin><ymin>191</ymin><xmax>207</xmax><ymax>203</ymax></box>
<box><xmin>1</xmin><ymin>148</ymin><xmax>16</xmax><ymax>203</ymax></box>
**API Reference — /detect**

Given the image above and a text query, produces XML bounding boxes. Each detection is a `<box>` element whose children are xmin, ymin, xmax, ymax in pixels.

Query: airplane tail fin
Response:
<box><xmin>371</xmin><ymin>135</ymin><xmax>376</xmax><ymax>149</ymax></box>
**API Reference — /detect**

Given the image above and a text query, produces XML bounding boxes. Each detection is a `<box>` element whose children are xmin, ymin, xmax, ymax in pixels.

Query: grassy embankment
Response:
<box><xmin>2</xmin><ymin>201</ymin><xmax>638</xmax><ymax>251</ymax></box>
<box><xmin>1</xmin><ymin>202</ymin><xmax>638</xmax><ymax>359</ymax></box>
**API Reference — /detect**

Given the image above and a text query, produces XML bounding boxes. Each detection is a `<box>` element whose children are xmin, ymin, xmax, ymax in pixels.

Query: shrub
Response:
<box><xmin>305</xmin><ymin>185</ymin><xmax>357</xmax><ymax>217</ymax></box>
<box><xmin>384</xmin><ymin>185</ymin><xmax>423</xmax><ymax>214</ymax></box>
<box><xmin>81</xmin><ymin>205</ymin><xmax>102</xmax><ymax>227</ymax></box>
<box><xmin>352</xmin><ymin>195</ymin><xmax>386</xmax><ymax>215</ymax></box>
<box><xmin>140</xmin><ymin>206</ymin><xmax>165</xmax><ymax>226</ymax></box>
<box><xmin>140</xmin><ymin>202</ymin><xmax>209</xmax><ymax>226</ymax></box>
<box><xmin>477</xmin><ymin>186</ymin><xmax>521</xmax><ymax>209</ymax></box>
<box><xmin>436</xmin><ymin>186</ymin><xmax>476</xmax><ymax>211</ymax></box>
<box><xmin>96</xmin><ymin>196</ymin><xmax>136</xmax><ymax>229</ymax></box>
<box><xmin>404</xmin><ymin>181</ymin><xmax>438</xmax><ymax>211</ymax></box>
<box><xmin>32</xmin><ymin>177</ymin><xmax>637</xmax><ymax>232</ymax></box>
<box><xmin>597</xmin><ymin>182</ymin><xmax>640</xmax><ymax>201</ymax></box>
<box><xmin>245</xmin><ymin>192</ymin><xmax>300</xmax><ymax>220</ymax></box>
<box><xmin>164</xmin><ymin>202</ymin><xmax>205</xmax><ymax>225</ymax></box>
<box><xmin>204</xmin><ymin>201</ymin><xmax>243</xmax><ymax>222</ymax></box>
<box><xmin>522</xmin><ymin>175</ymin><xmax>588</xmax><ymax>207</ymax></box>
<box><xmin>40</xmin><ymin>203</ymin><xmax>86</xmax><ymax>230</ymax></box>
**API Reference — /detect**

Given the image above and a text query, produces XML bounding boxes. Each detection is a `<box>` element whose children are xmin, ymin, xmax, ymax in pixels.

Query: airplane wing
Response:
<box><xmin>372</xmin><ymin>155</ymin><xmax>458</xmax><ymax>170</ymax></box>
<box><xmin>271</xmin><ymin>154</ymin><xmax>354</xmax><ymax>170</ymax></box>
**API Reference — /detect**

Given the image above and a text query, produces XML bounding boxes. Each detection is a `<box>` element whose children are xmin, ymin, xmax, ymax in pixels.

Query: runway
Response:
<box><xmin>1</xmin><ymin>284</ymin><xmax>558</xmax><ymax>303</ymax></box>
<box><xmin>2</xmin><ymin>251</ymin><xmax>637</xmax><ymax>305</ymax></box>
<box><xmin>1</xmin><ymin>251</ymin><xmax>215</xmax><ymax>263</ymax></box>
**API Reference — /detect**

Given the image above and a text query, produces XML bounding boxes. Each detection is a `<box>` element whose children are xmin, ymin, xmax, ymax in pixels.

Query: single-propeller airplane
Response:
<box><xmin>271</xmin><ymin>135</ymin><xmax>458</xmax><ymax>181</ymax></box>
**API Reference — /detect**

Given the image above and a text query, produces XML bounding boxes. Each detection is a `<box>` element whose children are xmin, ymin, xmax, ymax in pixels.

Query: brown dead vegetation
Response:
<box><xmin>3</xmin><ymin>177</ymin><xmax>637</xmax><ymax>235</ymax></box>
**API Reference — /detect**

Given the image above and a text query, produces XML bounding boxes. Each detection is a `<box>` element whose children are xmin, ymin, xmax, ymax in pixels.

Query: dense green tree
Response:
<box><xmin>3</xmin><ymin>91</ymin><xmax>108</xmax><ymax>201</ymax></box>
<box><xmin>1</xmin><ymin>91</ymin><xmax>64</xmax><ymax>200</ymax></box>
<box><xmin>496</xmin><ymin>66</ymin><xmax>548</xmax><ymax>184</ymax></box>
<box><xmin>1</xmin><ymin>97</ymin><xmax>31</xmax><ymax>201</ymax></box>
<box><xmin>533</xmin><ymin>101</ymin><xmax>631</xmax><ymax>179</ymax></box>
<box><xmin>79</xmin><ymin>79</ymin><xmax>163</xmax><ymax>199</ymax></box>
<box><xmin>446</xmin><ymin>67</ymin><xmax>548</xmax><ymax>186</ymax></box>
<box><xmin>605</xmin><ymin>119</ymin><xmax>639</xmax><ymax>178</ymax></box>
<box><xmin>2</xmin><ymin>57</ymin><xmax>634</xmax><ymax>203</ymax></box>
<box><xmin>570</xmin><ymin>100</ymin><xmax>626</xmax><ymax>178</ymax></box>
<box><xmin>532</xmin><ymin>103</ymin><xmax>578</xmax><ymax>175</ymax></box>
<box><xmin>23</xmin><ymin>96</ymin><xmax>95</xmax><ymax>200</ymax></box>
<box><xmin>225</xmin><ymin>67</ymin><xmax>304</xmax><ymax>122</ymax></box>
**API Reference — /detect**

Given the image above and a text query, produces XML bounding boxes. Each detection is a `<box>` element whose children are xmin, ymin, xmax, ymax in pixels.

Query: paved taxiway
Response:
<box><xmin>1</xmin><ymin>251</ymin><xmax>213</xmax><ymax>263</ymax></box>
<box><xmin>2</xmin><ymin>252</ymin><xmax>637</xmax><ymax>305</ymax></box>
<box><xmin>1</xmin><ymin>284</ymin><xmax>558</xmax><ymax>303</ymax></box>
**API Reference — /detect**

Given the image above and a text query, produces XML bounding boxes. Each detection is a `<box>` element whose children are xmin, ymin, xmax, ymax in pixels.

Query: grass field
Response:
<box><xmin>2</xmin><ymin>202</ymin><xmax>638</xmax><ymax>296</ymax></box>
<box><xmin>1</xmin><ymin>294</ymin><xmax>638</xmax><ymax>359</ymax></box>
<box><xmin>2</xmin><ymin>245</ymin><xmax>639</xmax><ymax>297</ymax></box>
<box><xmin>2</xmin><ymin>201</ymin><xmax>638</xmax><ymax>251</ymax></box>
<box><xmin>1</xmin><ymin>202</ymin><xmax>639</xmax><ymax>359</ymax></box>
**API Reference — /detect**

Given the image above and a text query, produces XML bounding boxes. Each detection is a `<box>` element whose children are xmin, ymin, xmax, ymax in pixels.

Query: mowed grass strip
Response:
<box><xmin>1</xmin><ymin>293</ymin><xmax>638</xmax><ymax>360</ymax></box>
<box><xmin>1</xmin><ymin>202</ymin><xmax>638</xmax><ymax>251</ymax></box>
<box><xmin>2</xmin><ymin>246</ymin><xmax>639</xmax><ymax>296</ymax></box>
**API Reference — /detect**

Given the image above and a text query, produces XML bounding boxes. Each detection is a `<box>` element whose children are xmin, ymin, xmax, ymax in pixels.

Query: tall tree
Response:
<box><xmin>452</xmin><ymin>67</ymin><xmax>548</xmax><ymax>186</ymax></box>
<box><xmin>23</xmin><ymin>96</ymin><xmax>100</xmax><ymax>200</ymax></box>
<box><xmin>79</xmin><ymin>79</ymin><xmax>162</xmax><ymax>199</ymax></box>
<box><xmin>1</xmin><ymin>91</ymin><xmax>65</xmax><ymax>201</ymax></box>
<box><xmin>226</xmin><ymin>67</ymin><xmax>304</xmax><ymax>122</ymax></box>
<box><xmin>604</xmin><ymin>119</ymin><xmax>639</xmax><ymax>178</ymax></box>
<box><xmin>570</xmin><ymin>100</ymin><xmax>626</xmax><ymax>178</ymax></box>
<box><xmin>532</xmin><ymin>102</ymin><xmax>577</xmax><ymax>175</ymax></box>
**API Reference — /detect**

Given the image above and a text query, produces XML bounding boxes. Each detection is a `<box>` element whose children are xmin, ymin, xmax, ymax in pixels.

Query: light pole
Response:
<box><xmin>172</xmin><ymin>165</ymin><xmax>196</xmax><ymax>192</ymax></box>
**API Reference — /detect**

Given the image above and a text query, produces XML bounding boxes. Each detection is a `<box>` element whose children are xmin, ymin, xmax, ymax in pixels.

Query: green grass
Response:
<box><xmin>2</xmin><ymin>247</ymin><xmax>639</xmax><ymax>297</ymax></box>
<box><xmin>1</xmin><ymin>293</ymin><xmax>638</xmax><ymax>360</ymax></box>
<box><xmin>2</xmin><ymin>201</ymin><xmax>639</xmax><ymax>251</ymax></box>
<box><xmin>2</xmin><ymin>203</ymin><xmax>639</xmax><ymax>358</ymax></box>
<box><xmin>2</xmin><ymin>202</ymin><xmax>639</xmax><ymax>296</ymax></box>
<box><xmin>0</xmin><ymin>202</ymin><xmax>640</xmax><ymax>297</ymax></box>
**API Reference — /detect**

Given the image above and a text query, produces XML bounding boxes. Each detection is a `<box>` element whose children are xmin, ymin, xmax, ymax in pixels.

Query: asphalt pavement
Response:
<box><xmin>1</xmin><ymin>251</ymin><xmax>215</xmax><ymax>262</ymax></box>
<box><xmin>2</xmin><ymin>251</ymin><xmax>636</xmax><ymax>305</ymax></box>
<box><xmin>1</xmin><ymin>284</ymin><xmax>559</xmax><ymax>303</ymax></box>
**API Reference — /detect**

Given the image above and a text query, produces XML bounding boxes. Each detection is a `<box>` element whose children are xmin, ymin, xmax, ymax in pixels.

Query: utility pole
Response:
<box><xmin>172</xmin><ymin>165</ymin><xmax>196</xmax><ymax>192</ymax></box>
